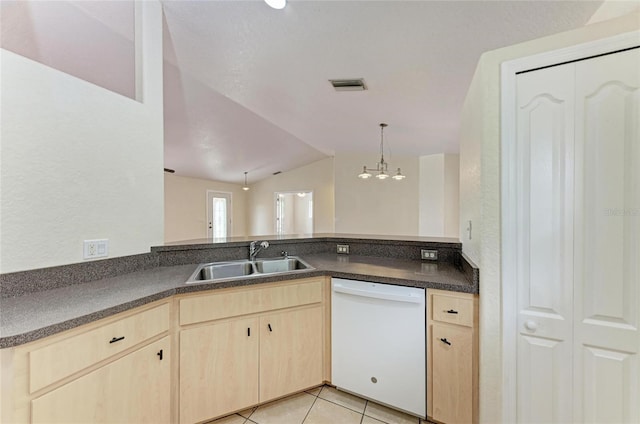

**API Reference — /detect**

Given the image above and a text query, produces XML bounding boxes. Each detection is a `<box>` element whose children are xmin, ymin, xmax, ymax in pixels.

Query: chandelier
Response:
<box><xmin>358</xmin><ymin>123</ymin><xmax>405</xmax><ymax>180</ymax></box>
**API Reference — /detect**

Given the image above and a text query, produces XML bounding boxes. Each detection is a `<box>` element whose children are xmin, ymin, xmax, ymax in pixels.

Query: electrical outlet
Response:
<box><xmin>337</xmin><ymin>244</ymin><xmax>350</xmax><ymax>254</ymax></box>
<box><xmin>421</xmin><ymin>249</ymin><xmax>438</xmax><ymax>260</ymax></box>
<box><xmin>84</xmin><ymin>239</ymin><xmax>109</xmax><ymax>259</ymax></box>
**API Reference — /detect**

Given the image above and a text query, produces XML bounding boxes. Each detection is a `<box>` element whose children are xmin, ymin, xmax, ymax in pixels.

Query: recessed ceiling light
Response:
<box><xmin>329</xmin><ymin>78</ymin><xmax>367</xmax><ymax>91</ymax></box>
<box><xmin>265</xmin><ymin>0</ymin><xmax>286</xmax><ymax>10</ymax></box>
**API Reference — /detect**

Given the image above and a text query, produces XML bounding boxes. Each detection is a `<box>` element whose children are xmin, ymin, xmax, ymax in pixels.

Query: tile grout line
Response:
<box><xmin>300</xmin><ymin>392</ymin><xmax>321</xmax><ymax>424</ymax></box>
<box><xmin>359</xmin><ymin>400</ymin><xmax>369</xmax><ymax>424</ymax></box>
<box><xmin>317</xmin><ymin>394</ymin><xmax>368</xmax><ymax>415</ymax></box>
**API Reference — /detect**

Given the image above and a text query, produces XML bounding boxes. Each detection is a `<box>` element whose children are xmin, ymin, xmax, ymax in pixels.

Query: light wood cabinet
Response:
<box><xmin>259</xmin><ymin>306</ymin><xmax>323</xmax><ymax>402</ymax></box>
<box><xmin>31</xmin><ymin>337</ymin><xmax>170</xmax><ymax>424</ymax></box>
<box><xmin>178</xmin><ymin>277</ymin><xmax>328</xmax><ymax>424</ymax></box>
<box><xmin>427</xmin><ymin>289</ymin><xmax>478</xmax><ymax>424</ymax></box>
<box><xmin>179</xmin><ymin>317</ymin><xmax>259</xmax><ymax>424</ymax></box>
<box><xmin>1</xmin><ymin>300</ymin><xmax>172</xmax><ymax>424</ymax></box>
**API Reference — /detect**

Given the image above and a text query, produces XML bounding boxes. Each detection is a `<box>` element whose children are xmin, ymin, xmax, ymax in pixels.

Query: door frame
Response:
<box><xmin>206</xmin><ymin>190</ymin><xmax>233</xmax><ymax>238</ymax></box>
<box><xmin>500</xmin><ymin>31</ymin><xmax>640</xmax><ymax>423</ymax></box>
<box><xmin>273</xmin><ymin>190</ymin><xmax>314</xmax><ymax>235</ymax></box>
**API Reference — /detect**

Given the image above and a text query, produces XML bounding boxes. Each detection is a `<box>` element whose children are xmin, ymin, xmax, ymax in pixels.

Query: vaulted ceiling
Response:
<box><xmin>0</xmin><ymin>0</ymin><xmax>607</xmax><ymax>185</ymax></box>
<box><xmin>161</xmin><ymin>0</ymin><xmax>606</xmax><ymax>184</ymax></box>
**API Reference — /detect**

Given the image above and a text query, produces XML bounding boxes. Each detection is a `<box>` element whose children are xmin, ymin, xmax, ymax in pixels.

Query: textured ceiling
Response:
<box><xmin>162</xmin><ymin>0</ymin><xmax>603</xmax><ymax>184</ymax></box>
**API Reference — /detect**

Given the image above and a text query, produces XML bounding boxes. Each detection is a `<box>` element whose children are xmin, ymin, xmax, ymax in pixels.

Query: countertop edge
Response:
<box><xmin>1</xmin><ymin>257</ymin><xmax>478</xmax><ymax>348</ymax></box>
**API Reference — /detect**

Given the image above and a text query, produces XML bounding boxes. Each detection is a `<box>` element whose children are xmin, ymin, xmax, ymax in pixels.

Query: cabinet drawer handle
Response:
<box><xmin>446</xmin><ymin>309</ymin><xmax>458</xmax><ymax>314</ymax></box>
<box><xmin>248</xmin><ymin>327</ymin><xmax>251</xmax><ymax>337</ymax></box>
<box><xmin>268</xmin><ymin>324</ymin><xmax>272</xmax><ymax>332</ymax></box>
<box><xmin>157</xmin><ymin>349</ymin><xmax>163</xmax><ymax>360</ymax></box>
<box><xmin>440</xmin><ymin>338</ymin><xmax>452</xmax><ymax>346</ymax></box>
<box><xmin>109</xmin><ymin>336</ymin><xmax>125</xmax><ymax>344</ymax></box>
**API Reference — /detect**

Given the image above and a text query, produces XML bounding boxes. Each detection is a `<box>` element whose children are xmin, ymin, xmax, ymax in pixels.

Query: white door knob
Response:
<box><xmin>524</xmin><ymin>320</ymin><xmax>538</xmax><ymax>332</ymax></box>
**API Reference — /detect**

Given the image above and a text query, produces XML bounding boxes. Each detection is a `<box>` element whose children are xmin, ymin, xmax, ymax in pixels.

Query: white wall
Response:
<box><xmin>248</xmin><ymin>157</ymin><xmax>334</xmax><ymax>236</ymax></box>
<box><xmin>588</xmin><ymin>0</ymin><xmax>640</xmax><ymax>24</ymax></box>
<box><xmin>164</xmin><ymin>173</ymin><xmax>248</xmax><ymax>242</ymax></box>
<box><xmin>0</xmin><ymin>2</ymin><xmax>164</xmax><ymax>273</ymax></box>
<box><xmin>334</xmin><ymin>152</ymin><xmax>419</xmax><ymax>236</ymax></box>
<box><xmin>459</xmin><ymin>67</ymin><xmax>483</xmax><ymax>264</ymax></box>
<box><xmin>418</xmin><ymin>153</ymin><xmax>459</xmax><ymax>238</ymax></box>
<box><xmin>418</xmin><ymin>155</ymin><xmax>444</xmax><ymax>236</ymax></box>
<box><xmin>443</xmin><ymin>154</ymin><xmax>460</xmax><ymax>237</ymax></box>
<box><xmin>458</xmin><ymin>11</ymin><xmax>640</xmax><ymax>423</ymax></box>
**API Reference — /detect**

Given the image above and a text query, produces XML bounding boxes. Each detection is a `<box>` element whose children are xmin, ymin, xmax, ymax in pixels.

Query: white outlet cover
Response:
<box><xmin>84</xmin><ymin>239</ymin><xmax>109</xmax><ymax>259</ymax></box>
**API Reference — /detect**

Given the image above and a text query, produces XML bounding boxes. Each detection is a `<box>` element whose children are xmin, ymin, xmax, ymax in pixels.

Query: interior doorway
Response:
<box><xmin>275</xmin><ymin>191</ymin><xmax>313</xmax><ymax>235</ymax></box>
<box><xmin>206</xmin><ymin>191</ymin><xmax>232</xmax><ymax>239</ymax></box>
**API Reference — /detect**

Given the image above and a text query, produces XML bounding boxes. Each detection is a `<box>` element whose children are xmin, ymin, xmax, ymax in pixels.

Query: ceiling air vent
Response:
<box><xmin>329</xmin><ymin>78</ymin><xmax>367</xmax><ymax>91</ymax></box>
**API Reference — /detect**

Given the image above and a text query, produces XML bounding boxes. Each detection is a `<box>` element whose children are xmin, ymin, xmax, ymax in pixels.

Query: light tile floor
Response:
<box><xmin>207</xmin><ymin>385</ymin><xmax>434</xmax><ymax>424</ymax></box>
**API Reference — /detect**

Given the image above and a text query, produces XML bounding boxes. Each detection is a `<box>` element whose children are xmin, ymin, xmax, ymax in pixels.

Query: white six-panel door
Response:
<box><xmin>515</xmin><ymin>47</ymin><xmax>639</xmax><ymax>423</ymax></box>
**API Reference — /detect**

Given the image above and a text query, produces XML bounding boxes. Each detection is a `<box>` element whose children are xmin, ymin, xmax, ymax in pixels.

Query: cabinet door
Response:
<box><xmin>180</xmin><ymin>317</ymin><xmax>259</xmax><ymax>424</ymax></box>
<box><xmin>259</xmin><ymin>306</ymin><xmax>323</xmax><ymax>402</ymax></box>
<box><xmin>31</xmin><ymin>337</ymin><xmax>170</xmax><ymax>424</ymax></box>
<box><xmin>432</xmin><ymin>324</ymin><xmax>473</xmax><ymax>424</ymax></box>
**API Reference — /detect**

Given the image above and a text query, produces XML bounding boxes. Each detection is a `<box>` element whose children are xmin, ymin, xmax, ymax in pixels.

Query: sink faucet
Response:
<box><xmin>249</xmin><ymin>241</ymin><xmax>269</xmax><ymax>261</ymax></box>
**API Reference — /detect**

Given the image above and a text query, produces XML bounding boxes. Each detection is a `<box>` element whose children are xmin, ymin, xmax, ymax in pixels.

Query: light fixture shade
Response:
<box><xmin>392</xmin><ymin>168</ymin><xmax>406</xmax><ymax>180</ymax></box>
<box><xmin>265</xmin><ymin>0</ymin><xmax>286</xmax><ymax>9</ymax></box>
<box><xmin>376</xmin><ymin>171</ymin><xmax>389</xmax><ymax>180</ymax></box>
<box><xmin>358</xmin><ymin>166</ymin><xmax>372</xmax><ymax>179</ymax></box>
<box><xmin>242</xmin><ymin>171</ymin><xmax>250</xmax><ymax>191</ymax></box>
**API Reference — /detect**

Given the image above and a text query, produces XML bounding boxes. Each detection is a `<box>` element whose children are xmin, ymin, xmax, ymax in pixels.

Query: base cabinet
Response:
<box><xmin>31</xmin><ymin>337</ymin><xmax>170</xmax><ymax>424</ymax></box>
<box><xmin>178</xmin><ymin>278</ymin><xmax>327</xmax><ymax>424</ymax></box>
<box><xmin>427</xmin><ymin>289</ymin><xmax>478</xmax><ymax>424</ymax></box>
<box><xmin>0</xmin><ymin>302</ymin><xmax>172</xmax><ymax>424</ymax></box>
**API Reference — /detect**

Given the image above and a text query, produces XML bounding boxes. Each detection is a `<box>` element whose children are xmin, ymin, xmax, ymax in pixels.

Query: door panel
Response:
<box><xmin>517</xmin><ymin>335</ymin><xmax>571</xmax><ymax>423</ymax></box>
<box><xmin>259</xmin><ymin>306</ymin><xmax>323</xmax><ymax>402</ymax></box>
<box><xmin>180</xmin><ymin>318</ymin><xmax>259</xmax><ymax>424</ymax></box>
<box><xmin>582</xmin><ymin>346</ymin><xmax>637</xmax><ymax>423</ymax></box>
<box><xmin>515</xmin><ymin>63</ymin><xmax>575</xmax><ymax>423</ymax></box>
<box><xmin>573</xmin><ymin>48</ymin><xmax>640</xmax><ymax>423</ymax></box>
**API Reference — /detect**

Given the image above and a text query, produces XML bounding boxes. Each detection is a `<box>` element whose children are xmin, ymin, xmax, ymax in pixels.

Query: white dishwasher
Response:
<box><xmin>331</xmin><ymin>278</ymin><xmax>426</xmax><ymax>418</ymax></box>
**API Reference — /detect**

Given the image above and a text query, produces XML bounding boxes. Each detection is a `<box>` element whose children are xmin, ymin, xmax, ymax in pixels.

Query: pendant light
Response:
<box><xmin>358</xmin><ymin>123</ymin><xmax>405</xmax><ymax>181</ymax></box>
<box><xmin>242</xmin><ymin>171</ymin><xmax>250</xmax><ymax>191</ymax></box>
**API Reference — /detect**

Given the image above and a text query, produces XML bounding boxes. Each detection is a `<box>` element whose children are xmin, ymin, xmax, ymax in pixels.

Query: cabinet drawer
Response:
<box><xmin>432</xmin><ymin>294</ymin><xmax>473</xmax><ymax>327</ymax></box>
<box><xmin>29</xmin><ymin>303</ymin><xmax>169</xmax><ymax>393</ymax></box>
<box><xmin>179</xmin><ymin>278</ymin><xmax>324</xmax><ymax>325</ymax></box>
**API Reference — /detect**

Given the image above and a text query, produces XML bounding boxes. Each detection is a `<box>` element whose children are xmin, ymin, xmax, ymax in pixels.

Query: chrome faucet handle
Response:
<box><xmin>281</xmin><ymin>251</ymin><xmax>289</xmax><ymax>257</ymax></box>
<box><xmin>260</xmin><ymin>241</ymin><xmax>269</xmax><ymax>248</ymax></box>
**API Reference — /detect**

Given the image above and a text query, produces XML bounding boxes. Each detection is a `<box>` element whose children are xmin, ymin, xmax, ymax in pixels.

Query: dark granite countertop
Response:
<box><xmin>1</xmin><ymin>253</ymin><xmax>476</xmax><ymax>349</ymax></box>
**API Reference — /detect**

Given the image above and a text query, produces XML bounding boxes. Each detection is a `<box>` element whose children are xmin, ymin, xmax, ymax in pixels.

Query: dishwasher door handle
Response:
<box><xmin>333</xmin><ymin>284</ymin><xmax>423</xmax><ymax>304</ymax></box>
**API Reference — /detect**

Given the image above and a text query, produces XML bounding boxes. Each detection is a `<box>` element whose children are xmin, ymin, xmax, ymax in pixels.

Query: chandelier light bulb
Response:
<box><xmin>392</xmin><ymin>168</ymin><xmax>406</xmax><ymax>180</ymax></box>
<box><xmin>358</xmin><ymin>166</ymin><xmax>372</xmax><ymax>179</ymax></box>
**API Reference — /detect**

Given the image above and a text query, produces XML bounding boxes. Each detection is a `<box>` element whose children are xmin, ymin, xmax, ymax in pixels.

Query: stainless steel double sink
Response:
<box><xmin>187</xmin><ymin>256</ymin><xmax>314</xmax><ymax>283</ymax></box>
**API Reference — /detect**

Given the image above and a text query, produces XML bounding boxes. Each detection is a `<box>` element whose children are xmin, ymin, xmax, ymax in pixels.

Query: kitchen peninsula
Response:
<box><xmin>0</xmin><ymin>234</ymin><xmax>479</xmax><ymax>424</ymax></box>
